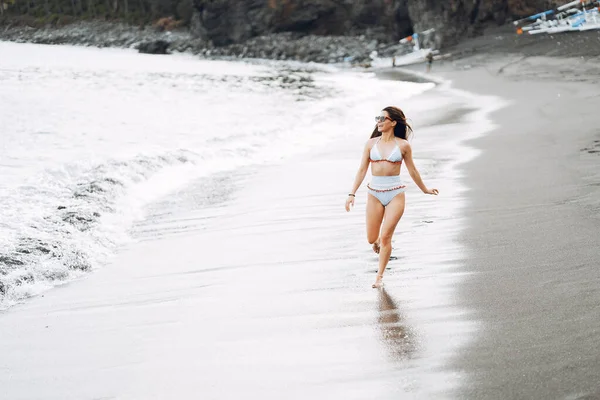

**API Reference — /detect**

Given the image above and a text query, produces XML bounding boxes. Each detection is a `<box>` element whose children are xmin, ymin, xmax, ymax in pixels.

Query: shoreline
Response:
<box><xmin>376</xmin><ymin>51</ymin><xmax>600</xmax><ymax>397</ymax></box>
<box><xmin>428</xmin><ymin>54</ymin><xmax>600</xmax><ymax>397</ymax></box>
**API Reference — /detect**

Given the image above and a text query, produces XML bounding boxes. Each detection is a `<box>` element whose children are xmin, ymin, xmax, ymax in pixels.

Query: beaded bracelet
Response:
<box><xmin>348</xmin><ymin>194</ymin><xmax>356</xmax><ymax>197</ymax></box>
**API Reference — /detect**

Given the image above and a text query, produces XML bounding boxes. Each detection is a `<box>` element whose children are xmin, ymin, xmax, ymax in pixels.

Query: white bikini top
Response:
<box><xmin>370</xmin><ymin>137</ymin><xmax>403</xmax><ymax>164</ymax></box>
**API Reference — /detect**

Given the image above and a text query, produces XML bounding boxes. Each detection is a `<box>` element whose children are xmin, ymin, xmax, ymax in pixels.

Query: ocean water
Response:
<box><xmin>0</xmin><ymin>40</ymin><xmax>514</xmax><ymax>399</ymax></box>
<box><xmin>0</xmin><ymin>42</ymin><xmax>436</xmax><ymax>309</ymax></box>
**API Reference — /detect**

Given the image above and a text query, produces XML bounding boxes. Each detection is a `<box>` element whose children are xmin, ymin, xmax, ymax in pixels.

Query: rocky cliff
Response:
<box><xmin>191</xmin><ymin>0</ymin><xmax>558</xmax><ymax>48</ymax></box>
<box><xmin>0</xmin><ymin>0</ymin><xmax>567</xmax><ymax>63</ymax></box>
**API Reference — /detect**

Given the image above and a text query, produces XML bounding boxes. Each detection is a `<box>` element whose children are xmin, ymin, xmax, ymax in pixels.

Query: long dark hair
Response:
<box><xmin>370</xmin><ymin>106</ymin><xmax>413</xmax><ymax>140</ymax></box>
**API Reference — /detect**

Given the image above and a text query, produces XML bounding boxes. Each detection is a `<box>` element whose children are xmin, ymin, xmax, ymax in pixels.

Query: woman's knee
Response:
<box><xmin>380</xmin><ymin>233</ymin><xmax>393</xmax><ymax>247</ymax></box>
<box><xmin>367</xmin><ymin>233</ymin><xmax>378</xmax><ymax>244</ymax></box>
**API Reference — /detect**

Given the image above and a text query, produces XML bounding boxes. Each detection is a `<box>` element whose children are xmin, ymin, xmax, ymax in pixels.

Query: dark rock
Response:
<box><xmin>137</xmin><ymin>40</ymin><xmax>170</xmax><ymax>54</ymax></box>
<box><xmin>189</xmin><ymin>0</ymin><xmax>572</xmax><ymax>50</ymax></box>
<box><xmin>0</xmin><ymin>0</ymin><xmax>589</xmax><ymax>64</ymax></box>
<box><xmin>191</xmin><ymin>0</ymin><xmax>412</xmax><ymax>47</ymax></box>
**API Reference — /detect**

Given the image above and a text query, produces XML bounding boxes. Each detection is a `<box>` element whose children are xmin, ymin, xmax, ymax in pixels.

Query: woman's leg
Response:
<box><xmin>366</xmin><ymin>193</ymin><xmax>385</xmax><ymax>253</ymax></box>
<box><xmin>373</xmin><ymin>192</ymin><xmax>405</xmax><ymax>288</ymax></box>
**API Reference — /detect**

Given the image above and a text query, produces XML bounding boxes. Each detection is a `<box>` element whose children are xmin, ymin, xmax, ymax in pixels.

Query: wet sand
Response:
<box><xmin>428</xmin><ymin>55</ymin><xmax>600</xmax><ymax>398</ymax></box>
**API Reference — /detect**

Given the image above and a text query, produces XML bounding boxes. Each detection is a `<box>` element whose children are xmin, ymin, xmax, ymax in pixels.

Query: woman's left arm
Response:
<box><xmin>402</xmin><ymin>142</ymin><xmax>439</xmax><ymax>195</ymax></box>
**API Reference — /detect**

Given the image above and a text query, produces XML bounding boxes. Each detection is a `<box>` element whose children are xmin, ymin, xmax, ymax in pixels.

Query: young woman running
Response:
<box><xmin>345</xmin><ymin>106</ymin><xmax>439</xmax><ymax>288</ymax></box>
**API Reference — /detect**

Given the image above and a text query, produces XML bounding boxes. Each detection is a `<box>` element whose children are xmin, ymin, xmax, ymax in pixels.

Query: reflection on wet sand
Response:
<box><xmin>377</xmin><ymin>288</ymin><xmax>417</xmax><ymax>361</ymax></box>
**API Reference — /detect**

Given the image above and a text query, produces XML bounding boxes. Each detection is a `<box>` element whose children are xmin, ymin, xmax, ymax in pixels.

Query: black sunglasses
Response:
<box><xmin>375</xmin><ymin>116</ymin><xmax>393</xmax><ymax>123</ymax></box>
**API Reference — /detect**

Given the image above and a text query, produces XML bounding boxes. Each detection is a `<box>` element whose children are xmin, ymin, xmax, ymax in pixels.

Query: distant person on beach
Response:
<box><xmin>345</xmin><ymin>106</ymin><xmax>438</xmax><ymax>288</ymax></box>
<box><xmin>426</xmin><ymin>52</ymin><xmax>433</xmax><ymax>73</ymax></box>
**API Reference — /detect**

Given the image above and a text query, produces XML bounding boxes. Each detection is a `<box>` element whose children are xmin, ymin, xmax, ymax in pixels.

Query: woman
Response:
<box><xmin>345</xmin><ymin>106</ymin><xmax>438</xmax><ymax>288</ymax></box>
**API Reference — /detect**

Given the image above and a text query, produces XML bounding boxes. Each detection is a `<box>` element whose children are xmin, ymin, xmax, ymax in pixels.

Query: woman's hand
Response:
<box><xmin>345</xmin><ymin>195</ymin><xmax>355</xmax><ymax>212</ymax></box>
<box><xmin>424</xmin><ymin>188</ymin><xmax>439</xmax><ymax>195</ymax></box>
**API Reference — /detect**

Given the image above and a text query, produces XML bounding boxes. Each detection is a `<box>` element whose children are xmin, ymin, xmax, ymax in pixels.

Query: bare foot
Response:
<box><xmin>372</xmin><ymin>275</ymin><xmax>384</xmax><ymax>288</ymax></box>
<box><xmin>372</xmin><ymin>239</ymin><xmax>381</xmax><ymax>254</ymax></box>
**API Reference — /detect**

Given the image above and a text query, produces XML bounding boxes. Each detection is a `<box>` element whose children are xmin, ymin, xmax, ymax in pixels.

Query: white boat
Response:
<box><xmin>516</xmin><ymin>0</ymin><xmax>600</xmax><ymax>34</ymax></box>
<box><xmin>391</xmin><ymin>29</ymin><xmax>437</xmax><ymax>66</ymax></box>
<box><xmin>392</xmin><ymin>48</ymin><xmax>437</xmax><ymax>66</ymax></box>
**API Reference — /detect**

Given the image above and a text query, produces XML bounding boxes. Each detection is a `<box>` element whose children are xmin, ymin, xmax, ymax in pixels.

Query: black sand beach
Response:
<box><xmin>431</xmin><ymin>54</ymin><xmax>600</xmax><ymax>398</ymax></box>
<box><xmin>2</xmin><ymin>33</ymin><xmax>600</xmax><ymax>398</ymax></box>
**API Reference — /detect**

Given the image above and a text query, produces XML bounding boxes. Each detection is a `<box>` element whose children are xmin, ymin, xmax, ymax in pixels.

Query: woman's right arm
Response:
<box><xmin>345</xmin><ymin>141</ymin><xmax>371</xmax><ymax>212</ymax></box>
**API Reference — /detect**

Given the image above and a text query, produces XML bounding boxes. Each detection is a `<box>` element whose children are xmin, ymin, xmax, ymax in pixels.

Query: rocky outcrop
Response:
<box><xmin>0</xmin><ymin>18</ymin><xmax>403</xmax><ymax>64</ymax></box>
<box><xmin>0</xmin><ymin>21</ymin><xmax>194</xmax><ymax>48</ymax></box>
<box><xmin>405</xmin><ymin>0</ymin><xmax>549</xmax><ymax>46</ymax></box>
<box><xmin>137</xmin><ymin>39</ymin><xmax>170</xmax><ymax>54</ymax></box>
<box><xmin>204</xmin><ymin>32</ymin><xmax>406</xmax><ymax>64</ymax></box>
<box><xmin>0</xmin><ymin>0</ymin><xmax>574</xmax><ymax>63</ymax></box>
<box><xmin>191</xmin><ymin>0</ymin><xmax>414</xmax><ymax>46</ymax></box>
<box><xmin>191</xmin><ymin>0</ymin><xmax>565</xmax><ymax>49</ymax></box>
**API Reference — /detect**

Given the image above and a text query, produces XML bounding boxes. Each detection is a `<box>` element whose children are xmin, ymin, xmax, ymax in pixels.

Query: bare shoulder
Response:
<box><xmin>396</xmin><ymin>138</ymin><xmax>411</xmax><ymax>152</ymax></box>
<box><xmin>365</xmin><ymin>137</ymin><xmax>378</xmax><ymax>148</ymax></box>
